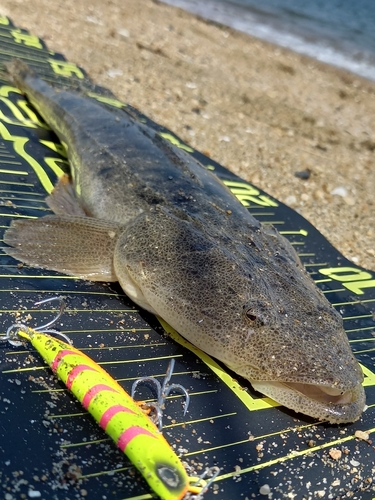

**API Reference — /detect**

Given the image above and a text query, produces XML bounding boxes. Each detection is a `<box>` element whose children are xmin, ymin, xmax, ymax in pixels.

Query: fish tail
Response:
<box><xmin>5</xmin><ymin>59</ymin><xmax>35</xmax><ymax>91</ymax></box>
<box><xmin>4</xmin><ymin>59</ymin><xmax>54</xmax><ymax>105</ymax></box>
<box><xmin>5</xmin><ymin>58</ymin><xmax>69</xmax><ymax>135</ymax></box>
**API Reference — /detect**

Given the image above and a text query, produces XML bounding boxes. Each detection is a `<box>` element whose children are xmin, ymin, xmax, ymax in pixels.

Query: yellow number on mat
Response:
<box><xmin>48</xmin><ymin>60</ymin><xmax>84</xmax><ymax>79</ymax></box>
<box><xmin>11</xmin><ymin>29</ymin><xmax>43</xmax><ymax>49</ymax></box>
<box><xmin>319</xmin><ymin>267</ymin><xmax>375</xmax><ymax>295</ymax></box>
<box><xmin>223</xmin><ymin>180</ymin><xmax>278</xmax><ymax>208</ymax></box>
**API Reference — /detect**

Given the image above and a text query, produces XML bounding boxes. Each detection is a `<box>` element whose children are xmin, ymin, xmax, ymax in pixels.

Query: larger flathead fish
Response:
<box><xmin>3</xmin><ymin>60</ymin><xmax>365</xmax><ymax>423</ymax></box>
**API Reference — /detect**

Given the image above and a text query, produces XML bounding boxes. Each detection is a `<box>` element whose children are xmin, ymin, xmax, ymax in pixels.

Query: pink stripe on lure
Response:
<box><xmin>51</xmin><ymin>349</ymin><xmax>77</xmax><ymax>372</ymax></box>
<box><xmin>100</xmin><ymin>404</ymin><xmax>137</xmax><ymax>429</ymax></box>
<box><xmin>82</xmin><ymin>383</ymin><xmax>120</xmax><ymax>409</ymax></box>
<box><xmin>117</xmin><ymin>426</ymin><xmax>157</xmax><ymax>452</ymax></box>
<box><xmin>18</xmin><ymin>326</ymin><xmax>191</xmax><ymax>500</ymax></box>
<box><xmin>66</xmin><ymin>364</ymin><xmax>96</xmax><ymax>389</ymax></box>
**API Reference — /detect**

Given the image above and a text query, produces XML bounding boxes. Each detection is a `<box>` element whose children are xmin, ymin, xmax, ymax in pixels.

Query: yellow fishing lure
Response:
<box><xmin>2</xmin><ymin>298</ymin><xmax>218</xmax><ymax>500</ymax></box>
<box><xmin>16</xmin><ymin>325</ymin><xmax>192</xmax><ymax>499</ymax></box>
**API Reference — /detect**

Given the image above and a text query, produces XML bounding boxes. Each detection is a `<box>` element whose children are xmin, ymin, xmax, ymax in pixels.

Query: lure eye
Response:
<box><xmin>157</xmin><ymin>464</ymin><xmax>183</xmax><ymax>489</ymax></box>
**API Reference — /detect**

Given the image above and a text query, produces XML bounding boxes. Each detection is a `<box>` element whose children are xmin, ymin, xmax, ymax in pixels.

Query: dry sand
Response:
<box><xmin>1</xmin><ymin>0</ymin><xmax>374</xmax><ymax>271</ymax></box>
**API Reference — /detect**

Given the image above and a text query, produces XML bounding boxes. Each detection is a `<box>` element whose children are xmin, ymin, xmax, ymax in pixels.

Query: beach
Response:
<box><xmin>2</xmin><ymin>0</ymin><xmax>374</xmax><ymax>271</ymax></box>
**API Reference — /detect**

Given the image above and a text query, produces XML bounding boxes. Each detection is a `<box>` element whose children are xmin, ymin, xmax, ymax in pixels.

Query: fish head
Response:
<box><xmin>116</xmin><ymin>210</ymin><xmax>365</xmax><ymax>424</ymax></box>
<box><xmin>230</xmin><ymin>281</ymin><xmax>365</xmax><ymax>424</ymax></box>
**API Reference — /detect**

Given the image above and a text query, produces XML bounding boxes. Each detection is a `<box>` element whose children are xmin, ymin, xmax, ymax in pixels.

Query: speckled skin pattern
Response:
<box><xmin>3</xmin><ymin>60</ymin><xmax>365</xmax><ymax>423</ymax></box>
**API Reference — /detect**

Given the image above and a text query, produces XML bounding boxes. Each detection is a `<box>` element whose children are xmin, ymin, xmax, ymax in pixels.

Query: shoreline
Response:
<box><xmin>160</xmin><ymin>0</ymin><xmax>375</xmax><ymax>83</ymax></box>
<box><xmin>1</xmin><ymin>0</ymin><xmax>374</xmax><ymax>271</ymax></box>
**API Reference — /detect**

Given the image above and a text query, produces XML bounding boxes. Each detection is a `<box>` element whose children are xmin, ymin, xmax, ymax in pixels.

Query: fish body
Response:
<box><xmin>3</xmin><ymin>60</ymin><xmax>365</xmax><ymax>423</ymax></box>
<box><xmin>17</xmin><ymin>326</ymin><xmax>190</xmax><ymax>500</ymax></box>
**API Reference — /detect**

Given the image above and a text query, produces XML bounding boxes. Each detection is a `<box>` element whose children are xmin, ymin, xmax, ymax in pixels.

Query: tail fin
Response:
<box><xmin>4</xmin><ymin>58</ymin><xmax>36</xmax><ymax>92</ymax></box>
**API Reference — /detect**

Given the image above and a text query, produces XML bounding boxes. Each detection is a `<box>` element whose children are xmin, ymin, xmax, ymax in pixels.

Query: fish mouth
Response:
<box><xmin>285</xmin><ymin>381</ymin><xmax>356</xmax><ymax>405</ymax></box>
<box><xmin>251</xmin><ymin>379</ymin><xmax>366</xmax><ymax>424</ymax></box>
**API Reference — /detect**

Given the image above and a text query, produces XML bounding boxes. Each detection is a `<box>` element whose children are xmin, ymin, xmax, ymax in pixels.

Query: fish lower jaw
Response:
<box><xmin>250</xmin><ymin>379</ymin><xmax>366</xmax><ymax>424</ymax></box>
<box><xmin>285</xmin><ymin>381</ymin><xmax>354</xmax><ymax>405</ymax></box>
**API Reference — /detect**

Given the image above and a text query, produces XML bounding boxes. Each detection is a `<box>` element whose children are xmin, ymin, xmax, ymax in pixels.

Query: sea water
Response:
<box><xmin>161</xmin><ymin>0</ymin><xmax>375</xmax><ymax>82</ymax></box>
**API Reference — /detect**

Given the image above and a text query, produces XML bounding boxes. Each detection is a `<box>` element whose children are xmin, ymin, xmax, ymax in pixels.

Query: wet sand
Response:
<box><xmin>1</xmin><ymin>0</ymin><xmax>374</xmax><ymax>270</ymax></box>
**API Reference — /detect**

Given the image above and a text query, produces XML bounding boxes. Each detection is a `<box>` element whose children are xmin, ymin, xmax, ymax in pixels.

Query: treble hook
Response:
<box><xmin>131</xmin><ymin>358</ymin><xmax>190</xmax><ymax>430</ymax></box>
<box><xmin>1</xmin><ymin>296</ymin><xmax>71</xmax><ymax>347</ymax></box>
<box><xmin>186</xmin><ymin>466</ymin><xmax>221</xmax><ymax>499</ymax></box>
<box><xmin>33</xmin><ymin>296</ymin><xmax>66</xmax><ymax>332</ymax></box>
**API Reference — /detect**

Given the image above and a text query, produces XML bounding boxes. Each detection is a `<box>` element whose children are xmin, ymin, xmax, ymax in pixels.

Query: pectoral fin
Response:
<box><xmin>3</xmin><ymin>215</ymin><xmax>123</xmax><ymax>281</ymax></box>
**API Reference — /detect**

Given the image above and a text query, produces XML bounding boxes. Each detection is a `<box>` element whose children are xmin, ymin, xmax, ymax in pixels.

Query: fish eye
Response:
<box><xmin>245</xmin><ymin>310</ymin><xmax>258</xmax><ymax>322</ymax></box>
<box><xmin>243</xmin><ymin>305</ymin><xmax>266</xmax><ymax>327</ymax></box>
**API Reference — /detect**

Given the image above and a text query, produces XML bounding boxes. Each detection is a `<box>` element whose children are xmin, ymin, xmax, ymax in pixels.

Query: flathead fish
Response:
<box><xmin>3</xmin><ymin>60</ymin><xmax>365</xmax><ymax>423</ymax></box>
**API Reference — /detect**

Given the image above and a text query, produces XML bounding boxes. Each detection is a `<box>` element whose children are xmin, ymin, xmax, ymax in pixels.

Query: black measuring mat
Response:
<box><xmin>0</xmin><ymin>16</ymin><xmax>374</xmax><ymax>500</ymax></box>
